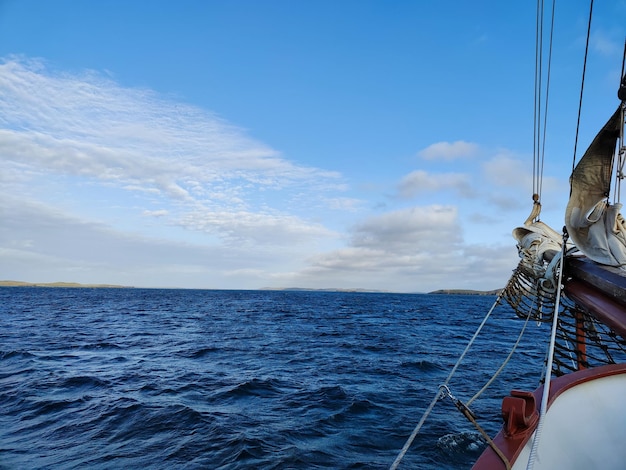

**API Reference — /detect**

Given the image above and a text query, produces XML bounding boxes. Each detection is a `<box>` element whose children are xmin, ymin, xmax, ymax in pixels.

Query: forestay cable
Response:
<box><xmin>571</xmin><ymin>0</ymin><xmax>594</xmax><ymax>175</ymax></box>
<box><xmin>389</xmin><ymin>292</ymin><xmax>504</xmax><ymax>470</ymax></box>
<box><xmin>467</xmin><ymin>300</ymin><xmax>535</xmax><ymax>407</ymax></box>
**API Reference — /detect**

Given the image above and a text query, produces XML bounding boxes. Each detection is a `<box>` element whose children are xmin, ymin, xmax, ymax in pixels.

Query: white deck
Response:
<box><xmin>512</xmin><ymin>373</ymin><xmax>626</xmax><ymax>469</ymax></box>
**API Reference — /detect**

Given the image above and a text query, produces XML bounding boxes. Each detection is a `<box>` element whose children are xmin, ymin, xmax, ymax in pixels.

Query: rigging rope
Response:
<box><xmin>525</xmin><ymin>232</ymin><xmax>567</xmax><ymax>470</ymax></box>
<box><xmin>440</xmin><ymin>386</ymin><xmax>512</xmax><ymax>470</ymax></box>
<box><xmin>539</xmin><ymin>0</ymin><xmax>556</xmax><ymax>199</ymax></box>
<box><xmin>571</xmin><ymin>0</ymin><xmax>594</xmax><ymax>176</ymax></box>
<box><xmin>389</xmin><ymin>292</ymin><xmax>504</xmax><ymax>470</ymax></box>
<box><xmin>533</xmin><ymin>0</ymin><xmax>543</xmax><ymax>200</ymax></box>
<box><xmin>467</xmin><ymin>299</ymin><xmax>535</xmax><ymax>407</ymax></box>
<box><xmin>532</xmin><ymin>0</ymin><xmax>556</xmax><ymax>206</ymax></box>
<box><xmin>615</xmin><ymin>41</ymin><xmax>626</xmax><ymax>203</ymax></box>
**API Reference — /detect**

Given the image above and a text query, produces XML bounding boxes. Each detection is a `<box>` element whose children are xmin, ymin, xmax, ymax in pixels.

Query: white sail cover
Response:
<box><xmin>513</xmin><ymin>219</ymin><xmax>562</xmax><ymax>265</ymax></box>
<box><xmin>512</xmin><ymin>217</ymin><xmax>563</xmax><ymax>292</ymax></box>
<box><xmin>565</xmin><ymin>106</ymin><xmax>626</xmax><ymax>266</ymax></box>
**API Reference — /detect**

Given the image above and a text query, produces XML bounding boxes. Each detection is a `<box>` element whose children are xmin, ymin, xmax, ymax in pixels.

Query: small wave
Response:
<box><xmin>364</xmin><ymin>344</ymin><xmax>386</xmax><ymax>353</ymax></box>
<box><xmin>226</xmin><ymin>377</ymin><xmax>284</xmax><ymax>398</ymax></box>
<box><xmin>186</xmin><ymin>346</ymin><xmax>220</xmax><ymax>359</ymax></box>
<box><xmin>227</xmin><ymin>435</ymin><xmax>273</xmax><ymax>463</ymax></box>
<box><xmin>79</xmin><ymin>342</ymin><xmax>123</xmax><ymax>350</ymax></box>
<box><xmin>317</xmin><ymin>385</ymin><xmax>350</xmax><ymax>403</ymax></box>
<box><xmin>321</xmin><ymin>398</ymin><xmax>376</xmax><ymax>425</ymax></box>
<box><xmin>282</xmin><ymin>385</ymin><xmax>353</xmax><ymax>420</ymax></box>
<box><xmin>0</xmin><ymin>366</ymin><xmax>35</xmax><ymax>381</ymax></box>
<box><xmin>210</xmin><ymin>377</ymin><xmax>288</xmax><ymax>403</ymax></box>
<box><xmin>401</xmin><ymin>359</ymin><xmax>443</xmax><ymax>372</ymax></box>
<box><xmin>102</xmin><ymin>402</ymin><xmax>207</xmax><ymax>445</ymax></box>
<box><xmin>60</xmin><ymin>375</ymin><xmax>109</xmax><ymax>389</ymax></box>
<box><xmin>37</xmin><ymin>353</ymin><xmax>79</xmax><ymax>361</ymax></box>
<box><xmin>346</xmin><ymin>398</ymin><xmax>374</xmax><ymax>414</ymax></box>
<box><xmin>139</xmin><ymin>382</ymin><xmax>160</xmax><ymax>394</ymax></box>
<box><xmin>0</xmin><ymin>350</ymin><xmax>36</xmax><ymax>360</ymax></box>
<box><xmin>128</xmin><ymin>331</ymin><xmax>159</xmax><ymax>337</ymax></box>
<box><xmin>25</xmin><ymin>397</ymin><xmax>82</xmax><ymax>417</ymax></box>
<box><xmin>164</xmin><ymin>404</ymin><xmax>207</xmax><ymax>428</ymax></box>
<box><xmin>437</xmin><ymin>431</ymin><xmax>487</xmax><ymax>454</ymax></box>
<box><xmin>275</xmin><ymin>447</ymin><xmax>338</xmax><ymax>469</ymax></box>
<box><xmin>316</xmin><ymin>331</ymin><xmax>342</xmax><ymax>337</ymax></box>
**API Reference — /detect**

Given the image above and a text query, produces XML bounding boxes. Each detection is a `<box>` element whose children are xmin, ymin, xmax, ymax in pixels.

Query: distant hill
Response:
<box><xmin>428</xmin><ymin>288</ymin><xmax>502</xmax><ymax>296</ymax></box>
<box><xmin>0</xmin><ymin>280</ymin><xmax>131</xmax><ymax>288</ymax></box>
<box><xmin>260</xmin><ymin>287</ymin><xmax>389</xmax><ymax>293</ymax></box>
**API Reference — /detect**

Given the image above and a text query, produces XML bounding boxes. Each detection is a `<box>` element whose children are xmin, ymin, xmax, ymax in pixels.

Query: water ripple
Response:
<box><xmin>0</xmin><ymin>288</ymin><xmax>546</xmax><ymax>469</ymax></box>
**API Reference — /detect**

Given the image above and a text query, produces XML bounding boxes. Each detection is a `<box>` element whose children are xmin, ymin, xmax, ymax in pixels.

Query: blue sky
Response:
<box><xmin>1</xmin><ymin>0</ymin><xmax>625</xmax><ymax>291</ymax></box>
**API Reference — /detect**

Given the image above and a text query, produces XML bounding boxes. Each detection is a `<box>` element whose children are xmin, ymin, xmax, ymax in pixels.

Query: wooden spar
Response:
<box><xmin>563</xmin><ymin>257</ymin><xmax>626</xmax><ymax>340</ymax></box>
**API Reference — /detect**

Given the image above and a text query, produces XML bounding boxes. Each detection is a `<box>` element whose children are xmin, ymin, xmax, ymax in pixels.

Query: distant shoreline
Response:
<box><xmin>263</xmin><ymin>287</ymin><xmax>501</xmax><ymax>295</ymax></box>
<box><xmin>0</xmin><ymin>280</ymin><xmax>501</xmax><ymax>294</ymax></box>
<box><xmin>0</xmin><ymin>280</ymin><xmax>131</xmax><ymax>288</ymax></box>
<box><xmin>260</xmin><ymin>287</ymin><xmax>390</xmax><ymax>293</ymax></box>
<box><xmin>428</xmin><ymin>289</ymin><xmax>502</xmax><ymax>296</ymax></box>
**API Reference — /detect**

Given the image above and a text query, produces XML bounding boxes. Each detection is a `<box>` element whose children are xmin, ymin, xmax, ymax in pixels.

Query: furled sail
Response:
<box><xmin>565</xmin><ymin>106</ymin><xmax>626</xmax><ymax>265</ymax></box>
<box><xmin>513</xmin><ymin>215</ymin><xmax>563</xmax><ymax>292</ymax></box>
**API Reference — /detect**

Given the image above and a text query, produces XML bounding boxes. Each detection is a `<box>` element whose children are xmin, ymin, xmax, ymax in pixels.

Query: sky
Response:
<box><xmin>1</xmin><ymin>0</ymin><xmax>626</xmax><ymax>292</ymax></box>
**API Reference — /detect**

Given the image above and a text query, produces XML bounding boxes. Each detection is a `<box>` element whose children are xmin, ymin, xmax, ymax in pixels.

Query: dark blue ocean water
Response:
<box><xmin>0</xmin><ymin>288</ymin><xmax>548</xmax><ymax>469</ymax></box>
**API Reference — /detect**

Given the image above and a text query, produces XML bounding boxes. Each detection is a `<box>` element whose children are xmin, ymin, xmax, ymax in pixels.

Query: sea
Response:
<box><xmin>0</xmin><ymin>287</ymin><xmax>549</xmax><ymax>469</ymax></box>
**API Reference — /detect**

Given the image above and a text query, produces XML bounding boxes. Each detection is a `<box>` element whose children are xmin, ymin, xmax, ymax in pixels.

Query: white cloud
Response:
<box><xmin>350</xmin><ymin>205</ymin><xmax>461</xmax><ymax>254</ymax></box>
<box><xmin>591</xmin><ymin>30</ymin><xmax>621</xmax><ymax>56</ymax></box>
<box><xmin>143</xmin><ymin>209</ymin><xmax>169</xmax><ymax>217</ymax></box>
<box><xmin>418</xmin><ymin>140</ymin><xmax>479</xmax><ymax>160</ymax></box>
<box><xmin>177</xmin><ymin>208</ymin><xmax>336</xmax><ymax>247</ymax></box>
<box><xmin>323</xmin><ymin>197</ymin><xmax>363</xmax><ymax>211</ymax></box>
<box><xmin>0</xmin><ymin>56</ymin><xmax>356</xmax><ymax>287</ymax></box>
<box><xmin>269</xmin><ymin>205</ymin><xmax>505</xmax><ymax>292</ymax></box>
<box><xmin>397</xmin><ymin>169</ymin><xmax>475</xmax><ymax>199</ymax></box>
<box><xmin>0</xmin><ymin>57</ymin><xmax>342</xmax><ymax>202</ymax></box>
<box><xmin>482</xmin><ymin>153</ymin><xmax>533</xmax><ymax>189</ymax></box>
<box><xmin>479</xmin><ymin>152</ymin><xmax>566</xmax><ymax>213</ymax></box>
<box><xmin>0</xmin><ymin>197</ymin><xmax>311</xmax><ymax>287</ymax></box>
<box><xmin>288</xmin><ymin>240</ymin><xmax>516</xmax><ymax>293</ymax></box>
<box><xmin>0</xmin><ymin>57</ymin><xmax>346</xmax><ymax>247</ymax></box>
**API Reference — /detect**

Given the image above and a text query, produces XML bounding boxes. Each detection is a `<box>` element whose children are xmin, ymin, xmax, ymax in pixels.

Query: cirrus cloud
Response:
<box><xmin>0</xmin><ymin>56</ymin><xmax>348</xmax><ymax>249</ymax></box>
<box><xmin>418</xmin><ymin>140</ymin><xmax>479</xmax><ymax>161</ymax></box>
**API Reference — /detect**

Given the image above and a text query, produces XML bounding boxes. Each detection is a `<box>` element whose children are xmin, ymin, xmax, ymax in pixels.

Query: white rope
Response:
<box><xmin>389</xmin><ymin>292</ymin><xmax>504</xmax><ymax>470</ymax></box>
<box><xmin>526</xmin><ymin>244</ymin><xmax>566</xmax><ymax>470</ymax></box>
<box><xmin>389</xmin><ymin>386</ymin><xmax>445</xmax><ymax>470</ymax></box>
<box><xmin>468</xmin><ymin>298</ymin><xmax>534</xmax><ymax>407</ymax></box>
